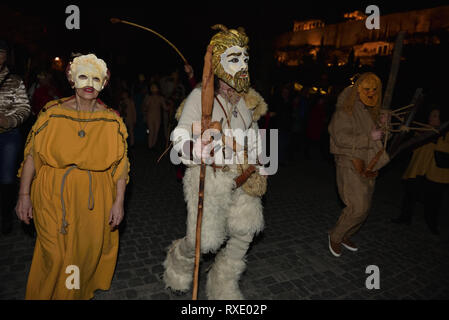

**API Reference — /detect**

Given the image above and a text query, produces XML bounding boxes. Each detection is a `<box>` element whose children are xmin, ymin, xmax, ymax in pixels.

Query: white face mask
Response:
<box><xmin>73</xmin><ymin>64</ymin><xmax>106</xmax><ymax>92</ymax></box>
<box><xmin>220</xmin><ymin>46</ymin><xmax>249</xmax><ymax>77</ymax></box>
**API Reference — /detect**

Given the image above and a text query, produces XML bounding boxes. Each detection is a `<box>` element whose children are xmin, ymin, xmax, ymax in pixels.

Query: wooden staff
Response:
<box><xmin>110</xmin><ymin>18</ymin><xmax>188</xmax><ymax>64</ymax></box>
<box><xmin>365</xmin><ymin>31</ymin><xmax>405</xmax><ymax>172</ymax></box>
<box><xmin>192</xmin><ymin>45</ymin><xmax>217</xmax><ymax>300</ymax></box>
<box><xmin>412</xmin><ymin>120</ymin><xmax>437</xmax><ymax>128</ymax></box>
<box><xmin>392</xmin><ymin>114</ymin><xmax>405</xmax><ymax>122</ymax></box>
<box><xmin>388</xmin><ymin>88</ymin><xmax>423</xmax><ymax>156</ymax></box>
<box><xmin>389</xmin><ymin>120</ymin><xmax>449</xmax><ymax>160</ymax></box>
<box><xmin>382</xmin><ymin>31</ymin><xmax>405</xmax><ymax>109</ymax></box>
<box><xmin>390</xmin><ymin>127</ymin><xmax>439</xmax><ymax>133</ymax></box>
<box><xmin>391</xmin><ymin>103</ymin><xmax>414</xmax><ymax>114</ymax></box>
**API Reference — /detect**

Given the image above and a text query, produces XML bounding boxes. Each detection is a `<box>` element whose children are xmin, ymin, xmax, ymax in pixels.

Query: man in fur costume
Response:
<box><xmin>327</xmin><ymin>72</ymin><xmax>390</xmax><ymax>257</ymax></box>
<box><xmin>163</xmin><ymin>24</ymin><xmax>268</xmax><ymax>299</ymax></box>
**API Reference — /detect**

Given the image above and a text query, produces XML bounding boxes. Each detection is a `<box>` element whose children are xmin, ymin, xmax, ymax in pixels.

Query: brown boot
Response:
<box><xmin>342</xmin><ymin>237</ymin><xmax>358</xmax><ymax>252</ymax></box>
<box><xmin>328</xmin><ymin>234</ymin><xmax>341</xmax><ymax>257</ymax></box>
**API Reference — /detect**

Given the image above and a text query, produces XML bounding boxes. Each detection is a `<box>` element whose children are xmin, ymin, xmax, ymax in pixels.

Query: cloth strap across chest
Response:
<box><xmin>214</xmin><ymin>95</ymin><xmax>248</xmax><ymax>130</ymax></box>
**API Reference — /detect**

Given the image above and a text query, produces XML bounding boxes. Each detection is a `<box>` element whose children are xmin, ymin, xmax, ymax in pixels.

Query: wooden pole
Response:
<box><xmin>382</xmin><ymin>31</ymin><xmax>405</xmax><ymax>110</ymax></box>
<box><xmin>110</xmin><ymin>18</ymin><xmax>188</xmax><ymax>64</ymax></box>
<box><xmin>192</xmin><ymin>163</ymin><xmax>206</xmax><ymax>300</ymax></box>
<box><xmin>391</xmin><ymin>103</ymin><xmax>414</xmax><ymax>113</ymax></box>
<box><xmin>367</xmin><ymin>31</ymin><xmax>405</xmax><ymax>171</ymax></box>
<box><xmin>192</xmin><ymin>45</ymin><xmax>215</xmax><ymax>300</ymax></box>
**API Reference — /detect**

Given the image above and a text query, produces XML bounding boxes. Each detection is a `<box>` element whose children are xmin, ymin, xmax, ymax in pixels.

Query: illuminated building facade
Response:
<box><xmin>275</xmin><ymin>5</ymin><xmax>449</xmax><ymax>67</ymax></box>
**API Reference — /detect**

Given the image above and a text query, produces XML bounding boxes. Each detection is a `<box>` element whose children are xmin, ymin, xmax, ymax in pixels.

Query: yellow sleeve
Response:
<box><xmin>111</xmin><ymin>113</ymin><xmax>130</xmax><ymax>184</ymax></box>
<box><xmin>426</xmin><ymin>132</ymin><xmax>449</xmax><ymax>183</ymax></box>
<box><xmin>17</xmin><ymin>107</ymin><xmax>50</xmax><ymax>178</ymax></box>
<box><xmin>435</xmin><ymin>132</ymin><xmax>449</xmax><ymax>153</ymax></box>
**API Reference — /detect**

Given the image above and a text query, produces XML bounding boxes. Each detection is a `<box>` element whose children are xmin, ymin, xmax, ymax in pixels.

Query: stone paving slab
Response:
<box><xmin>1</xmin><ymin>146</ymin><xmax>448</xmax><ymax>300</ymax></box>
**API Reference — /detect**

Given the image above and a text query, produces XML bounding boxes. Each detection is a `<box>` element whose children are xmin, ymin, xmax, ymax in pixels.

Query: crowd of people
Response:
<box><xmin>106</xmin><ymin>68</ymin><xmax>193</xmax><ymax>151</ymax></box>
<box><xmin>263</xmin><ymin>82</ymin><xmax>338</xmax><ymax>165</ymax></box>
<box><xmin>0</xmin><ymin>34</ymin><xmax>448</xmax><ymax>300</ymax></box>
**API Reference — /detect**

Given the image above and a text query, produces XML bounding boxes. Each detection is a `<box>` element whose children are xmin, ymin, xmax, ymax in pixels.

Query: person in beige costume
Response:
<box><xmin>142</xmin><ymin>83</ymin><xmax>167</xmax><ymax>149</ymax></box>
<box><xmin>328</xmin><ymin>73</ymin><xmax>390</xmax><ymax>257</ymax></box>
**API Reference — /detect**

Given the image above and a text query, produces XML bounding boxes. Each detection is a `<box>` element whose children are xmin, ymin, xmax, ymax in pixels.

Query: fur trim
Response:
<box><xmin>175</xmin><ymin>85</ymin><xmax>268</xmax><ymax>122</ymax></box>
<box><xmin>183</xmin><ymin>166</ymin><xmax>263</xmax><ymax>248</ymax></box>
<box><xmin>206</xmin><ymin>250</ymin><xmax>246</xmax><ymax>300</ymax></box>
<box><xmin>227</xmin><ymin>187</ymin><xmax>264</xmax><ymax>237</ymax></box>
<box><xmin>162</xmin><ymin>238</ymin><xmax>195</xmax><ymax>292</ymax></box>
<box><xmin>238</xmin><ymin>163</ymin><xmax>268</xmax><ymax>197</ymax></box>
<box><xmin>243</xmin><ymin>88</ymin><xmax>268</xmax><ymax>122</ymax></box>
<box><xmin>183</xmin><ymin>166</ymin><xmax>234</xmax><ymax>253</ymax></box>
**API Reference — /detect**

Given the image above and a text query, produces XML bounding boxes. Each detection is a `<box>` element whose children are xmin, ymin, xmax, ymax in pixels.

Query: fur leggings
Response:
<box><xmin>163</xmin><ymin>165</ymin><xmax>264</xmax><ymax>299</ymax></box>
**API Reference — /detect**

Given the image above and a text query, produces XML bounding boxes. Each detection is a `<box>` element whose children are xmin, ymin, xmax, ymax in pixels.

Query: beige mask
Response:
<box><xmin>68</xmin><ymin>54</ymin><xmax>108</xmax><ymax>92</ymax></box>
<box><xmin>357</xmin><ymin>74</ymin><xmax>381</xmax><ymax>107</ymax></box>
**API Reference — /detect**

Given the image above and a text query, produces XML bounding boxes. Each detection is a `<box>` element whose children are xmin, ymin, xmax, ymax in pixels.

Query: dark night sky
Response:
<box><xmin>5</xmin><ymin>0</ymin><xmax>449</xmax><ymax>79</ymax></box>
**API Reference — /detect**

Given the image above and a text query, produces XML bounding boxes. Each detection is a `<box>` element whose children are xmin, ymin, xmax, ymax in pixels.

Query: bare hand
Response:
<box><xmin>15</xmin><ymin>194</ymin><xmax>33</xmax><ymax>225</ymax></box>
<box><xmin>109</xmin><ymin>201</ymin><xmax>124</xmax><ymax>231</ymax></box>
<box><xmin>193</xmin><ymin>136</ymin><xmax>215</xmax><ymax>164</ymax></box>
<box><xmin>378</xmin><ymin>111</ymin><xmax>390</xmax><ymax>125</ymax></box>
<box><xmin>371</xmin><ymin>128</ymin><xmax>384</xmax><ymax>141</ymax></box>
<box><xmin>184</xmin><ymin>64</ymin><xmax>194</xmax><ymax>79</ymax></box>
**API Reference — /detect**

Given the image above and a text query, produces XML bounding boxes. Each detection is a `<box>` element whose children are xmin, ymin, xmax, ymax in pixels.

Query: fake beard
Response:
<box><xmin>217</xmin><ymin>68</ymin><xmax>250</xmax><ymax>93</ymax></box>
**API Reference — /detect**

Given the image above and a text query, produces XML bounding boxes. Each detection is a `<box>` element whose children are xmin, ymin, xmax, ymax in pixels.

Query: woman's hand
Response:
<box><xmin>109</xmin><ymin>200</ymin><xmax>124</xmax><ymax>231</ymax></box>
<box><xmin>15</xmin><ymin>194</ymin><xmax>33</xmax><ymax>225</ymax></box>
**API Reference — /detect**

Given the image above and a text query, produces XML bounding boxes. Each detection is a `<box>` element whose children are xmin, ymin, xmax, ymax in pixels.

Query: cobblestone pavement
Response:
<box><xmin>1</xmin><ymin>146</ymin><xmax>448</xmax><ymax>300</ymax></box>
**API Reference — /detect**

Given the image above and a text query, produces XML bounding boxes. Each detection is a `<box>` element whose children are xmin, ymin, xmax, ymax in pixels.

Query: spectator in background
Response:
<box><xmin>160</xmin><ymin>69</ymin><xmax>186</xmax><ymax>104</ymax></box>
<box><xmin>0</xmin><ymin>39</ymin><xmax>31</xmax><ymax>234</ymax></box>
<box><xmin>31</xmin><ymin>71</ymin><xmax>62</xmax><ymax>116</ymax></box>
<box><xmin>174</xmin><ymin>64</ymin><xmax>197</xmax><ymax>182</ymax></box>
<box><xmin>291</xmin><ymin>89</ymin><xmax>310</xmax><ymax>160</ymax></box>
<box><xmin>132</xmin><ymin>73</ymin><xmax>148</xmax><ymax>145</ymax></box>
<box><xmin>160</xmin><ymin>69</ymin><xmax>186</xmax><ymax>146</ymax></box>
<box><xmin>119</xmin><ymin>89</ymin><xmax>136</xmax><ymax>147</ymax></box>
<box><xmin>391</xmin><ymin>106</ymin><xmax>449</xmax><ymax>235</ymax></box>
<box><xmin>142</xmin><ymin>82</ymin><xmax>167</xmax><ymax>150</ymax></box>
<box><xmin>271</xmin><ymin>84</ymin><xmax>293</xmax><ymax>166</ymax></box>
<box><xmin>305</xmin><ymin>95</ymin><xmax>329</xmax><ymax>160</ymax></box>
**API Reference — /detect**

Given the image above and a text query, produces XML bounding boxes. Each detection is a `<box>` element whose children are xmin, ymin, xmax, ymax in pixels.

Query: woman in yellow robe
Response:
<box><xmin>391</xmin><ymin>107</ymin><xmax>449</xmax><ymax>235</ymax></box>
<box><xmin>15</xmin><ymin>54</ymin><xmax>129</xmax><ymax>299</ymax></box>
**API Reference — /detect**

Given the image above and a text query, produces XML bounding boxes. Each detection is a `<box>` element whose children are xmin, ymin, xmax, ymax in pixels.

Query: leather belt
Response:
<box><xmin>210</xmin><ymin>163</ymin><xmax>230</xmax><ymax>173</ymax></box>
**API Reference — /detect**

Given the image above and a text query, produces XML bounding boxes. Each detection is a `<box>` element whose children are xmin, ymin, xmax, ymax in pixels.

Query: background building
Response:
<box><xmin>275</xmin><ymin>5</ymin><xmax>449</xmax><ymax>67</ymax></box>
